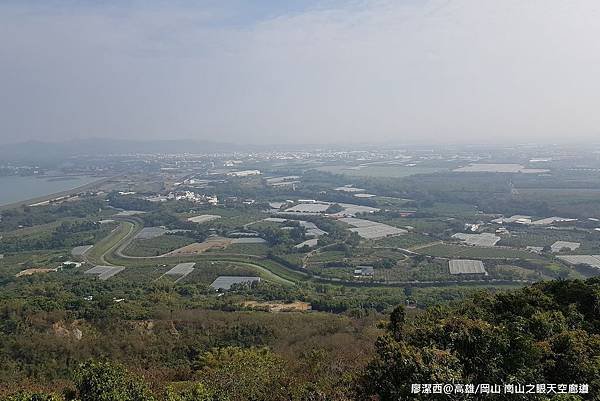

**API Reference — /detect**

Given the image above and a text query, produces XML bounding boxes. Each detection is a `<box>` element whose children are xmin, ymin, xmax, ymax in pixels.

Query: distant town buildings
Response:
<box><xmin>491</xmin><ymin>215</ymin><xmax>577</xmax><ymax>226</ymax></box>
<box><xmin>145</xmin><ymin>191</ymin><xmax>217</xmax><ymax>205</ymax></box>
<box><xmin>226</xmin><ymin>170</ymin><xmax>261</xmax><ymax>177</ymax></box>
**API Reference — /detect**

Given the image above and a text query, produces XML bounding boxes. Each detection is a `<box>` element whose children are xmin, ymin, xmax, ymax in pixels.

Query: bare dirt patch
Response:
<box><xmin>242</xmin><ymin>300</ymin><xmax>311</xmax><ymax>312</ymax></box>
<box><xmin>16</xmin><ymin>268</ymin><xmax>58</xmax><ymax>277</ymax></box>
<box><xmin>165</xmin><ymin>237</ymin><xmax>233</xmax><ymax>256</ymax></box>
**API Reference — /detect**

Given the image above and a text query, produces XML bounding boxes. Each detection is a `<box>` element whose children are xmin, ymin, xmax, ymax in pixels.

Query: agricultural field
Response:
<box><xmin>123</xmin><ymin>234</ymin><xmax>195</xmax><ymax>256</ymax></box>
<box><xmin>310</xmin><ymin>265</ymin><xmax>357</xmax><ymax>280</ymax></box>
<box><xmin>386</xmin><ymin>217</ymin><xmax>454</xmax><ymax>233</ymax></box>
<box><xmin>0</xmin><ymin>218</ymin><xmax>118</xmax><ymax>254</ymax></box>
<box><xmin>373</xmin><ymin>233</ymin><xmax>436</xmax><ymax>249</ymax></box>
<box><xmin>0</xmin><ymin>250</ymin><xmax>70</xmax><ymax>277</ymax></box>
<box><xmin>305</xmin><ymin>250</ymin><xmax>349</xmax><ymax>266</ymax></box>
<box><xmin>485</xmin><ymin>264</ymin><xmax>548</xmax><ymax>281</ymax></box>
<box><xmin>177</xmin><ymin>207</ymin><xmax>268</xmax><ymax>229</ymax></box>
<box><xmin>208</xmin><ymin>243</ymin><xmax>270</xmax><ymax>256</ymax></box>
<box><xmin>374</xmin><ymin>259</ymin><xmax>452</xmax><ymax>282</ymax></box>
<box><xmin>372</xmin><ymin>196</ymin><xmax>412</xmax><ymax>208</ymax></box>
<box><xmin>454</xmin><ymin>163</ymin><xmax>547</xmax><ymax>173</ymax></box>
<box><xmin>108</xmin><ymin>264</ymin><xmax>170</xmax><ymax>282</ymax></box>
<box><xmin>175</xmin><ymin>261</ymin><xmax>255</xmax><ymax>284</ymax></box>
<box><xmin>498</xmin><ymin>228</ymin><xmax>600</xmax><ymax>253</ymax></box>
<box><xmin>164</xmin><ymin>239</ymin><xmax>232</xmax><ymax>256</ymax></box>
<box><xmin>418</xmin><ymin>202</ymin><xmax>482</xmax><ymax>219</ymax></box>
<box><xmin>350</xmin><ymin>246</ymin><xmax>408</xmax><ymax>262</ymax></box>
<box><xmin>339</xmin><ymin>217</ymin><xmax>407</xmax><ymax>239</ymax></box>
<box><xmin>417</xmin><ymin>243</ymin><xmax>544</xmax><ymax>260</ymax></box>
<box><xmin>316</xmin><ymin>164</ymin><xmax>447</xmax><ymax>178</ymax></box>
<box><xmin>181</xmin><ymin>261</ymin><xmax>292</xmax><ymax>286</ymax></box>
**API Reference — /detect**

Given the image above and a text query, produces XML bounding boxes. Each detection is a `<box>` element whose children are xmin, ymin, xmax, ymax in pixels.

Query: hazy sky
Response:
<box><xmin>1</xmin><ymin>0</ymin><xmax>600</xmax><ymax>146</ymax></box>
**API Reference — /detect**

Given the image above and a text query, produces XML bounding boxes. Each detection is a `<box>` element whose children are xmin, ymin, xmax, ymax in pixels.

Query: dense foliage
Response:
<box><xmin>107</xmin><ymin>192</ymin><xmax>158</xmax><ymax>212</ymax></box>
<box><xmin>0</xmin><ymin>199</ymin><xmax>106</xmax><ymax>231</ymax></box>
<box><xmin>359</xmin><ymin>278</ymin><xmax>600</xmax><ymax>400</ymax></box>
<box><xmin>0</xmin><ymin>221</ymin><xmax>111</xmax><ymax>253</ymax></box>
<box><xmin>1</xmin><ymin>279</ymin><xmax>599</xmax><ymax>399</ymax></box>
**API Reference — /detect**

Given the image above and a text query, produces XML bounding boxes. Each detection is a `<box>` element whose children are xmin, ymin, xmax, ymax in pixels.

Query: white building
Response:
<box><xmin>226</xmin><ymin>170</ymin><xmax>261</xmax><ymax>177</ymax></box>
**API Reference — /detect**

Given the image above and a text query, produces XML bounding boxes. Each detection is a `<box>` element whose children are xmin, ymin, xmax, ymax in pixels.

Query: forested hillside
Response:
<box><xmin>2</xmin><ymin>279</ymin><xmax>599</xmax><ymax>400</ymax></box>
<box><xmin>360</xmin><ymin>278</ymin><xmax>600</xmax><ymax>400</ymax></box>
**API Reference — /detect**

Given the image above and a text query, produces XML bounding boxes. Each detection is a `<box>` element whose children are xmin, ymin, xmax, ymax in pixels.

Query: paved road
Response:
<box><xmin>85</xmin><ymin>217</ymin><xmax>299</xmax><ymax>285</ymax></box>
<box><xmin>82</xmin><ymin>220</ymin><xmax>136</xmax><ymax>266</ymax></box>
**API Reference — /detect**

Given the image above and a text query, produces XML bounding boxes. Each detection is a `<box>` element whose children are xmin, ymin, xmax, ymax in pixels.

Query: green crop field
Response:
<box><xmin>0</xmin><ymin>250</ymin><xmax>69</xmax><ymax>276</ymax></box>
<box><xmin>123</xmin><ymin>234</ymin><xmax>195</xmax><ymax>257</ymax></box>
<box><xmin>373</xmin><ymin>233</ymin><xmax>435</xmax><ymax>249</ymax></box>
<box><xmin>374</xmin><ymin>260</ymin><xmax>451</xmax><ymax>282</ymax></box>
<box><xmin>208</xmin><ymin>243</ymin><xmax>270</xmax><ymax>256</ymax></box>
<box><xmin>306</xmin><ymin>250</ymin><xmax>347</xmax><ymax>265</ymax></box>
<box><xmin>417</xmin><ymin>243</ymin><xmax>544</xmax><ymax>260</ymax></box>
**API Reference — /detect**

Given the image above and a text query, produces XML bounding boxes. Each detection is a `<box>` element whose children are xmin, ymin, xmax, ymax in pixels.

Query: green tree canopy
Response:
<box><xmin>359</xmin><ymin>279</ymin><xmax>600</xmax><ymax>400</ymax></box>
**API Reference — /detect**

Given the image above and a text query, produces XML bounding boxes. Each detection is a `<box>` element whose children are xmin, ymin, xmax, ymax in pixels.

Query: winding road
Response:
<box><xmin>82</xmin><ymin>217</ymin><xmax>298</xmax><ymax>286</ymax></box>
<box><xmin>80</xmin><ymin>216</ymin><xmax>534</xmax><ymax>289</ymax></box>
